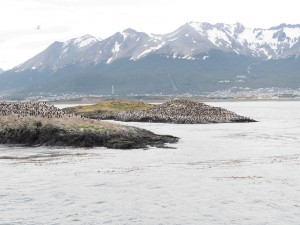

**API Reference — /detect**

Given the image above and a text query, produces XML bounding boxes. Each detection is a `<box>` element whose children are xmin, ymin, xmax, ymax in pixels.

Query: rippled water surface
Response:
<box><xmin>1</xmin><ymin>101</ymin><xmax>300</xmax><ymax>225</ymax></box>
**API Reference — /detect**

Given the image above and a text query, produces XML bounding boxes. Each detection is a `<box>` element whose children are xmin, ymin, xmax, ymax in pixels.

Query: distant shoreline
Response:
<box><xmin>50</xmin><ymin>97</ymin><xmax>300</xmax><ymax>105</ymax></box>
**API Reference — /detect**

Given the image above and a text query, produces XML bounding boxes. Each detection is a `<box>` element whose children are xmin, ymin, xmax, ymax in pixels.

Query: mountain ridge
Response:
<box><xmin>12</xmin><ymin>22</ymin><xmax>300</xmax><ymax>72</ymax></box>
<box><xmin>1</xmin><ymin>22</ymin><xmax>300</xmax><ymax>97</ymax></box>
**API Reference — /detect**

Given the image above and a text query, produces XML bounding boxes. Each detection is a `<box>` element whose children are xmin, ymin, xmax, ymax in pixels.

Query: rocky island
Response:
<box><xmin>64</xmin><ymin>99</ymin><xmax>256</xmax><ymax>124</ymax></box>
<box><xmin>0</xmin><ymin>102</ymin><xmax>178</xmax><ymax>149</ymax></box>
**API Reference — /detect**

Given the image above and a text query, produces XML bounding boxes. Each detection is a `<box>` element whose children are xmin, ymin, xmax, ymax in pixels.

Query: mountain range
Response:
<box><xmin>1</xmin><ymin>22</ymin><xmax>300</xmax><ymax>97</ymax></box>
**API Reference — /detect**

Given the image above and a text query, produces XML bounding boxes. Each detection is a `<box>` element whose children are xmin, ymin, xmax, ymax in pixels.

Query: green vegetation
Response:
<box><xmin>67</xmin><ymin>100</ymin><xmax>154</xmax><ymax>113</ymax></box>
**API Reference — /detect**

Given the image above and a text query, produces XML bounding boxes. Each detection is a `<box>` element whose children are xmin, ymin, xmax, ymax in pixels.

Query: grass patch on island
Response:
<box><xmin>66</xmin><ymin>100</ymin><xmax>154</xmax><ymax>113</ymax></box>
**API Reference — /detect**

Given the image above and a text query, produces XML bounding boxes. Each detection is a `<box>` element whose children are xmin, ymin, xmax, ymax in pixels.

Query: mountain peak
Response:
<box><xmin>122</xmin><ymin>28</ymin><xmax>139</xmax><ymax>34</ymax></box>
<box><xmin>73</xmin><ymin>34</ymin><xmax>100</xmax><ymax>48</ymax></box>
<box><xmin>232</xmin><ymin>22</ymin><xmax>245</xmax><ymax>34</ymax></box>
<box><xmin>186</xmin><ymin>21</ymin><xmax>243</xmax><ymax>33</ymax></box>
<box><xmin>63</xmin><ymin>34</ymin><xmax>101</xmax><ymax>48</ymax></box>
<box><xmin>186</xmin><ymin>21</ymin><xmax>212</xmax><ymax>31</ymax></box>
<box><xmin>120</xmin><ymin>28</ymin><xmax>147</xmax><ymax>40</ymax></box>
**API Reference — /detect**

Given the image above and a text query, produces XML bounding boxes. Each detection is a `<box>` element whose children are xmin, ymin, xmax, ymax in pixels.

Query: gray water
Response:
<box><xmin>0</xmin><ymin>101</ymin><xmax>300</xmax><ymax>225</ymax></box>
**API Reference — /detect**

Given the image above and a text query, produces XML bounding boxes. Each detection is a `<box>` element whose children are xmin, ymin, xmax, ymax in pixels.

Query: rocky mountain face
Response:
<box><xmin>1</xmin><ymin>22</ymin><xmax>300</xmax><ymax>96</ymax></box>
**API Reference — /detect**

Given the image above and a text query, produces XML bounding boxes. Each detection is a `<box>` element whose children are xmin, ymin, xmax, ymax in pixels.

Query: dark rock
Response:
<box><xmin>0</xmin><ymin>124</ymin><xmax>178</xmax><ymax>149</ymax></box>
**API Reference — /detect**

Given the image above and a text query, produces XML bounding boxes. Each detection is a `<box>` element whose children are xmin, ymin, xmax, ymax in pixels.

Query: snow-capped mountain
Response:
<box><xmin>14</xmin><ymin>29</ymin><xmax>165</xmax><ymax>71</ymax></box>
<box><xmin>14</xmin><ymin>34</ymin><xmax>102</xmax><ymax>72</ymax></box>
<box><xmin>13</xmin><ymin>22</ymin><xmax>300</xmax><ymax>72</ymax></box>
<box><xmin>1</xmin><ymin>22</ymin><xmax>300</xmax><ymax>96</ymax></box>
<box><xmin>155</xmin><ymin>22</ymin><xmax>300</xmax><ymax>60</ymax></box>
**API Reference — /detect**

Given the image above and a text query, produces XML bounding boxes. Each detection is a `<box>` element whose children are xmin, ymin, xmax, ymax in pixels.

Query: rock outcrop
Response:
<box><xmin>0</xmin><ymin>102</ymin><xmax>178</xmax><ymax>149</ymax></box>
<box><xmin>69</xmin><ymin>100</ymin><xmax>256</xmax><ymax>124</ymax></box>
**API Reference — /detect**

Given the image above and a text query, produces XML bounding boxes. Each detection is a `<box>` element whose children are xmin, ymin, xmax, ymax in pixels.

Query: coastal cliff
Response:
<box><xmin>65</xmin><ymin>100</ymin><xmax>256</xmax><ymax>124</ymax></box>
<box><xmin>0</xmin><ymin>102</ymin><xmax>178</xmax><ymax>149</ymax></box>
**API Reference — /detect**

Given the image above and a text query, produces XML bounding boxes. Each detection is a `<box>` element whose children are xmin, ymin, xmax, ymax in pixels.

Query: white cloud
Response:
<box><xmin>0</xmin><ymin>0</ymin><xmax>299</xmax><ymax>70</ymax></box>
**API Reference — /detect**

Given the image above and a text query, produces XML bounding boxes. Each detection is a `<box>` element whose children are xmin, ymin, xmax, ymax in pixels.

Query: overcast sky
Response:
<box><xmin>0</xmin><ymin>0</ymin><xmax>299</xmax><ymax>70</ymax></box>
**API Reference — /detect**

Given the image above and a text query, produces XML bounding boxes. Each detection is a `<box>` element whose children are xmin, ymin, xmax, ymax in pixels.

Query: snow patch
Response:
<box><xmin>136</xmin><ymin>42</ymin><xmax>166</xmax><ymax>59</ymax></box>
<box><xmin>106</xmin><ymin>57</ymin><xmax>113</xmax><ymax>64</ymax></box>
<box><xmin>168</xmin><ymin>37</ymin><xmax>179</xmax><ymax>42</ymax></box>
<box><xmin>283</xmin><ymin>27</ymin><xmax>300</xmax><ymax>39</ymax></box>
<box><xmin>167</xmin><ymin>30</ymin><xmax>180</xmax><ymax>38</ymax></box>
<box><xmin>218</xmin><ymin>80</ymin><xmax>230</xmax><ymax>83</ymax></box>
<box><xmin>233</xmin><ymin>49</ymin><xmax>240</xmax><ymax>55</ymax></box>
<box><xmin>74</xmin><ymin>35</ymin><xmax>98</xmax><ymax>48</ymax></box>
<box><xmin>62</xmin><ymin>40</ymin><xmax>71</xmax><ymax>48</ymax></box>
<box><xmin>188</xmin><ymin>21</ymin><xmax>204</xmax><ymax>33</ymax></box>
<box><xmin>106</xmin><ymin>42</ymin><xmax>121</xmax><ymax>64</ymax></box>
<box><xmin>207</xmin><ymin>28</ymin><xmax>231</xmax><ymax>47</ymax></box>
<box><xmin>62</xmin><ymin>47</ymin><xmax>68</xmax><ymax>54</ymax></box>
<box><xmin>149</xmin><ymin>34</ymin><xmax>162</xmax><ymax>41</ymax></box>
<box><xmin>112</xmin><ymin>42</ymin><xmax>121</xmax><ymax>54</ymax></box>
<box><xmin>121</xmin><ymin>32</ymin><xmax>129</xmax><ymax>40</ymax></box>
<box><xmin>237</xmin><ymin>28</ymin><xmax>286</xmax><ymax>54</ymax></box>
<box><xmin>258</xmin><ymin>48</ymin><xmax>271</xmax><ymax>58</ymax></box>
<box><xmin>203</xmin><ymin>56</ymin><xmax>209</xmax><ymax>60</ymax></box>
<box><xmin>182</xmin><ymin>55</ymin><xmax>195</xmax><ymax>60</ymax></box>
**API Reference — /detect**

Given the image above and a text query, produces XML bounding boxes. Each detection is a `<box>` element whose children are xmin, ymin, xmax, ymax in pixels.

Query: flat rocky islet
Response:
<box><xmin>0</xmin><ymin>100</ymin><xmax>255</xmax><ymax>149</ymax></box>
<box><xmin>64</xmin><ymin>99</ymin><xmax>256</xmax><ymax>124</ymax></box>
<box><xmin>0</xmin><ymin>102</ymin><xmax>178</xmax><ymax>149</ymax></box>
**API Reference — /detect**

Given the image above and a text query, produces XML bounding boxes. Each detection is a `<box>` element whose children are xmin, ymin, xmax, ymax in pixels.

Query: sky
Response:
<box><xmin>0</xmin><ymin>0</ymin><xmax>299</xmax><ymax>70</ymax></box>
